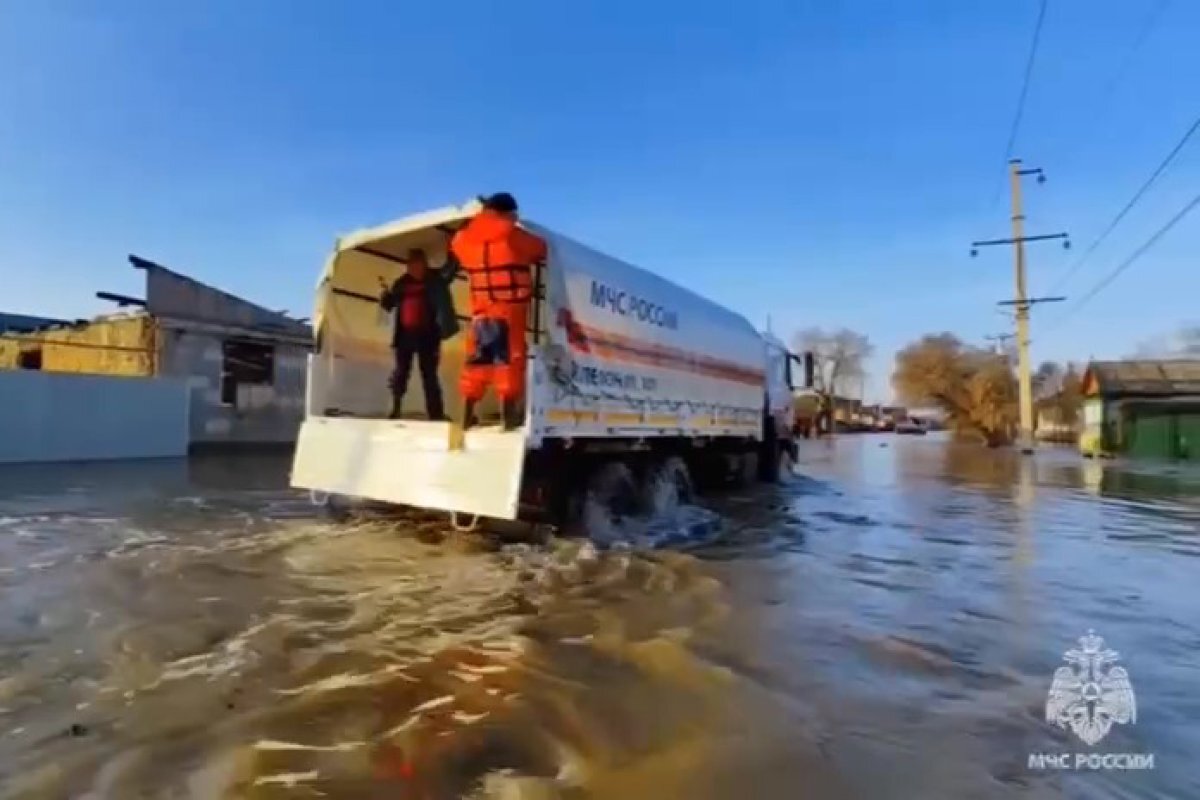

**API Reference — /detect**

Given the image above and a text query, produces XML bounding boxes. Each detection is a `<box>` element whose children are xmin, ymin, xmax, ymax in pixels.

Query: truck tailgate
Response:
<box><xmin>290</xmin><ymin>416</ymin><xmax>527</xmax><ymax>520</ymax></box>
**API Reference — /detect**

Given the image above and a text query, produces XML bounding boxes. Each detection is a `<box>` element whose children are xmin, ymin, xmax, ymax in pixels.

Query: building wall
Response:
<box><xmin>1078</xmin><ymin>397</ymin><xmax>1104</xmax><ymax>455</ymax></box>
<box><xmin>157</xmin><ymin>324</ymin><xmax>307</xmax><ymax>445</ymax></box>
<box><xmin>1118</xmin><ymin>401</ymin><xmax>1200</xmax><ymax>461</ymax></box>
<box><xmin>0</xmin><ymin>337</ymin><xmax>18</xmax><ymax>368</ymax></box>
<box><xmin>0</xmin><ymin>316</ymin><xmax>153</xmax><ymax>376</ymax></box>
<box><xmin>0</xmin><ymin>370</ymin><xmax>188</xmax><ymax>463</ymax></box>
<box><xmin>1084</xmin><ymin>394</ymin><xmax>1200</xmax><ymax>460</ymax></box>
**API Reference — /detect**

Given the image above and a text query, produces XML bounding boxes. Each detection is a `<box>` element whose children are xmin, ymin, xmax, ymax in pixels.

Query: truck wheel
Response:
<box><xmin>689</xmin><ymin>451</ymin><xmax>725</xmax><ymax>492</ymax></box>
<box><xmin>758</xmin><ymin>417</ymin><xmax>796</xmax><ymax>483</ymax></box>
<box><xmin>760</xmin><ymin>439</ymin><xmax>779</xmax><ymax>482</ymax></box>
<box><xmin>582</xmin><ymin>461</ymin><xmax>638</xmax><ymax>541</ymax></box>
<box><xmin>641</xmin><ymin>456</ymin><xmax>694</xmax><ymax>515</ymax></box>
<box><xmin>761</xmin><ymin>442</ymin><xmax>796</xmax><ymax>483</ymax></box>
<box><xmin>729</xmin><ymin>451</ymin><xmax>757</xmax><ymax>488</ymax></box>
<box><xmin>756</xmin><ymin>412</ymin><xmax>780</xmax><ymax>483</ymax></box>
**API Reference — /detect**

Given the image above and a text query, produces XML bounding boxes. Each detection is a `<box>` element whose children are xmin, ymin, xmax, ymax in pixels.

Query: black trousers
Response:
<box><xmin>391</xmin><ymin>330</ymin><xmax>444</xmax><ymax>420</ymax></box>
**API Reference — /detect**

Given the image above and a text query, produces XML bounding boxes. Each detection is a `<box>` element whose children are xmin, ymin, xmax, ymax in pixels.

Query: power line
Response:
<box><xmin>989</xmin><ymin>0</ymin><xmax>1050</xmax><ymax>207</ymax></box>
<box><xmin>1052</xmin><ymin>0</ymin><xmax>1170</xmax><ymax>172</ymax></box>
<box><xmin>1003</xmin><ymin>0</ymin><xmax>1050</xmax><ymax>163</ymax></box>
<box><xmin>1045</xmin><ymin>190</ymin><xmax>1200</xmax><ymax>332</ymax></box>
<box><xmin>1048</xmin><ymin>112</ymin><xmax>1200</xmax><ymax>293</ymax></box>
<box><xmin>1093</xmin><ymin>0</ymin><xmax>1170</xmax><ymax>109</ymax></box>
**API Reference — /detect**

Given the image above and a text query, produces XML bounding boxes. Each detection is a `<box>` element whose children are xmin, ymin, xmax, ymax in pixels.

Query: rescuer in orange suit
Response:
<box><xmin>451</xmin><ymin>192</ymin><xmax>547</xmax><ymax>430</ymax></box>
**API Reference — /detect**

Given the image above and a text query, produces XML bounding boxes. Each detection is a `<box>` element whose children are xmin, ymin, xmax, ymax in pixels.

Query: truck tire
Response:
<box><xmin>641</xmin><ymin>456</ymin><xmax>694</xmax><ymax>515</ymax></box>
<box><xmin>759</xmin><ymin>417</ymin><xmax>781</xmax><ymax>483</ymax></box>
<box><xmin>730</xmin><ymin>451</ymin><xmax>758</xmax><ymax>488</ymax></box>
<box><xmin>581</xmin><ymin>460</ymin><xmax>638</xmax><ymax>541</ymax></box>
<box><xmin>760</xmin><ymin>441</ymin><xmax>780</xmax><ymax>483</ymax></box>
<box><xmin>689</xmin><ymin>451</ymin><xmax>725</xmax><ymax>492</ymax></box>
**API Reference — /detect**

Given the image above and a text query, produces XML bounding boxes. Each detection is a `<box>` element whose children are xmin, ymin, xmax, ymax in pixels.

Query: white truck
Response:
<box><xmin>291</xmin><ymin>199</ymin><xmax>806</xmax><ymax>531</ymax></box>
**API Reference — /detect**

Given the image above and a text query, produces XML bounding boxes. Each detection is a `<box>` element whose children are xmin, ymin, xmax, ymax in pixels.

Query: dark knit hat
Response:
<box><xmin>482</xmin><ymin>192</ymin><xmax>519</xmax><ymax>213</ymax></box>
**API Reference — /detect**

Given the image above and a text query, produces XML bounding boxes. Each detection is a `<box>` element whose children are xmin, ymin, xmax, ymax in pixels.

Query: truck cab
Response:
<box><xmin>762</xmin><ymin>332</ymin><xmax>805</xmax><ymax>475</ymax></box>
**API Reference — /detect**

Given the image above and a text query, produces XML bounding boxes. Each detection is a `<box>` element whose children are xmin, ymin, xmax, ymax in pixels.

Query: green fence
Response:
<box><xmin>1123</xmin><ymin>405</ymin><xmax>1200</xmax><ymax>461</ymax></box>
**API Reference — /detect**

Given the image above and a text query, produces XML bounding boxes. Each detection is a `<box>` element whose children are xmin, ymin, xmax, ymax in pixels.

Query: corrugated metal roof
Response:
<box><xmin>1086</xmin><ymin>359</ymin><xmax>1200</xmax><ymax>396</ymax></box>
<box><xmin>0</xmin><ymin>312</ymin><xmax>69</xmax><ymax>333</ymax></box>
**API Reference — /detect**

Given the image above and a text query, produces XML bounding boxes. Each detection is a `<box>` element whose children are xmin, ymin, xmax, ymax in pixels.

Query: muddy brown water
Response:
<box><xmin>1</xmin><ymin>437</ymin><xmax>1198</xmax><ymax>799</ymax></box>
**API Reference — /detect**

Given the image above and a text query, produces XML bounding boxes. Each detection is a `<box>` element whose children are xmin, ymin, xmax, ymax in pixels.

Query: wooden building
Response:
<box><xmin>1079</xmin><ymin>360</ymin><xmax>1200</xmax><ymax>461</ymax></box>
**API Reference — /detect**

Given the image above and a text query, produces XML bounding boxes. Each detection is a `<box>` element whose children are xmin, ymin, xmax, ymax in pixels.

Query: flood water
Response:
<box><xmin>1</xmin><ymin>436</ymin><xmax>1198</xmax><ymax>799</ymax></box>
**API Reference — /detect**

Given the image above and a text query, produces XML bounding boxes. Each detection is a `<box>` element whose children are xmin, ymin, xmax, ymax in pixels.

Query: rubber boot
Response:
<box><xmin>448</xmin><ymin>398</ymin><xmax>474</xmax><ymax>451</ymax></box>
<box><xmin>502</xmin><ymin>399</ymin><xmax>522</xmax><ymax>432</ymax></box>
<box><xmin>389</xmin><ymin>393</ymin><xmax>404</xmax><ymax>420</ymax></box>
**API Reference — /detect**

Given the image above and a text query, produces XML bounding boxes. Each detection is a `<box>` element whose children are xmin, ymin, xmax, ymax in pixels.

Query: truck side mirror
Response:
<box><xmin>803</xmin><ymin>352</ymin><xmax>815</xmax><ymax>388</ymax></box>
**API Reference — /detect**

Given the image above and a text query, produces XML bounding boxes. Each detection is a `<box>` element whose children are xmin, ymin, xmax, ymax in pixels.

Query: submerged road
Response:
<box><xmin>0</xmin><ymin>437</ymin><xmax>1197</xmax><ymax>799</ymax></box>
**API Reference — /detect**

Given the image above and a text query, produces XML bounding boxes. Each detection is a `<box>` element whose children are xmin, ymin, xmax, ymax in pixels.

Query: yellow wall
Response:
<box><xmin>0</xmin><ymin>316</ymin><xmax>155</xmax><ymax>376</ymax></box>
<box><xmin>0</xmin><ymin>338</ymin><xmax>19</xmax><ymax>369</ymax></box>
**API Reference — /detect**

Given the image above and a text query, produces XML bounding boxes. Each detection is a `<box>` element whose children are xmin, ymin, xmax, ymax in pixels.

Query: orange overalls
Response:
<box><xmin>450</xmin><ymin>209</ymin><xmax>548</xmax><ymax>403</ymax></box>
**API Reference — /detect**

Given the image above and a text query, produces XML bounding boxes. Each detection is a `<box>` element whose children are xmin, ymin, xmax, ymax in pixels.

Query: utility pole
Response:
<box><xmin>985</xmin><ymin>332</ymin><xmax>1015</xmax><ymax>356</ymax></box>
<box><xmin>971</xmin><ymin>158</ymin><xmax>1070</xmax><ymax>454</ymax></box>
<box><xmin>823</xmin><ymin>357</ymin><xmax>835</xmax><ymax>440</ymax></box>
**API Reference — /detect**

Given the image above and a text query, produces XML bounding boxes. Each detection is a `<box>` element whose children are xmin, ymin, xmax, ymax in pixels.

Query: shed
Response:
<box><xmin>1079</xmin><ymin>359</ymin><xmax>1200</xmax><ymax>460</ymax></box>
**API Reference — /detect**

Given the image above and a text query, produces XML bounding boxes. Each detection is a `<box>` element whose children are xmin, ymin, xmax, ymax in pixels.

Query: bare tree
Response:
<box><xmin>792</xmin><ymin>327</ymin><xmax>873</xmax><ymax>428</ymax></box>
<box><xmin>891</xmin><ymin>332</ymin><xmax>1017</xmax><ymax>447</ymax></box>
<box><xmin>1033</xmin><ymin>361</ymin><xmax>1064</xmax><ymax>400</ymax></box>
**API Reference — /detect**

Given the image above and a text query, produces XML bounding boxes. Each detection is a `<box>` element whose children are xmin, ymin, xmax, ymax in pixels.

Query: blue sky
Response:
<box><xmin>2</xmin><ymin>0</ymin><xmax>1197</xmax><ymax>401</ymax></box>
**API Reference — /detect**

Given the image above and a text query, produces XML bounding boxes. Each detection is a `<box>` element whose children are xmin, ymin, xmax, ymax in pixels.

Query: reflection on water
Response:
<box><xmin>1</xmin><ymin>442</ymin><xmax>1198</xmax><ymax>798</ymax></box>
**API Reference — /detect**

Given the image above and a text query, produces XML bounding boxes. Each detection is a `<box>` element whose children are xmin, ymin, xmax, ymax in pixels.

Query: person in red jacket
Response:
<box><xmin>378</xmin><ymin>248</ymin><xmax>456</xmax><ymax>420</ymax></box>
<box><xmin>451</xmin><ymin>192</ymin><xmax>547</xmax><ymax>430</ymax></box>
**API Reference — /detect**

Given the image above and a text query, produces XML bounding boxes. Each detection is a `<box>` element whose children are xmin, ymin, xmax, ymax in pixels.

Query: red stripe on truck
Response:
<box><xmin>556</xmin><ymin>311</ymin><xmax>764</xmax><ymax>386</ymax></box>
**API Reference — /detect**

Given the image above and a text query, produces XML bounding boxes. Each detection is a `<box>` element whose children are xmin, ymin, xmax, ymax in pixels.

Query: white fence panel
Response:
<box><xmin>0</xmin><ymin>371</ymin><xmax>189</xmax><ymax>463</ymax></box>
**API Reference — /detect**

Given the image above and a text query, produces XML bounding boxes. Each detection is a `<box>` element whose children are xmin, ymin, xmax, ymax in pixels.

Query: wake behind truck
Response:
<box><xmin>291</xmin><ymin>199</ymin><xmax>807</xmax><ymax>532</ymax></box>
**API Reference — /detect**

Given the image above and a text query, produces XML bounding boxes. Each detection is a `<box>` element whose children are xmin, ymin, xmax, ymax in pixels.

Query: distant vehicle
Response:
<box><xmin>895</xmin><ymin>417</ymin><xmax>928</xmax><ymax>435</ymax></box>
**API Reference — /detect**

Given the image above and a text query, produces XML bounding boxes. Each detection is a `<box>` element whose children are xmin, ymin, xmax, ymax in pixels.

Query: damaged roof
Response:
<box><xmin>1084</xmin><ymin>359</ymin><xmax>1200</xmax><ymax>396</ymax></box>
<box><xmin>0</xmin><ymin>312</ymin><xmax>69</xmax><ymax>334</ymax></box>
<box><xmin>129</xmin><ymin>255</ymin><xmax>311</xmax><ymax>339</ymax></box>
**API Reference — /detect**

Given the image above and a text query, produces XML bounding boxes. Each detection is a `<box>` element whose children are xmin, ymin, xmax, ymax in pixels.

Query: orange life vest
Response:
<box><xmin>451</xmin><ymin>210</ymin><xmax>547</xmax><ymax>316</ymax></box>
